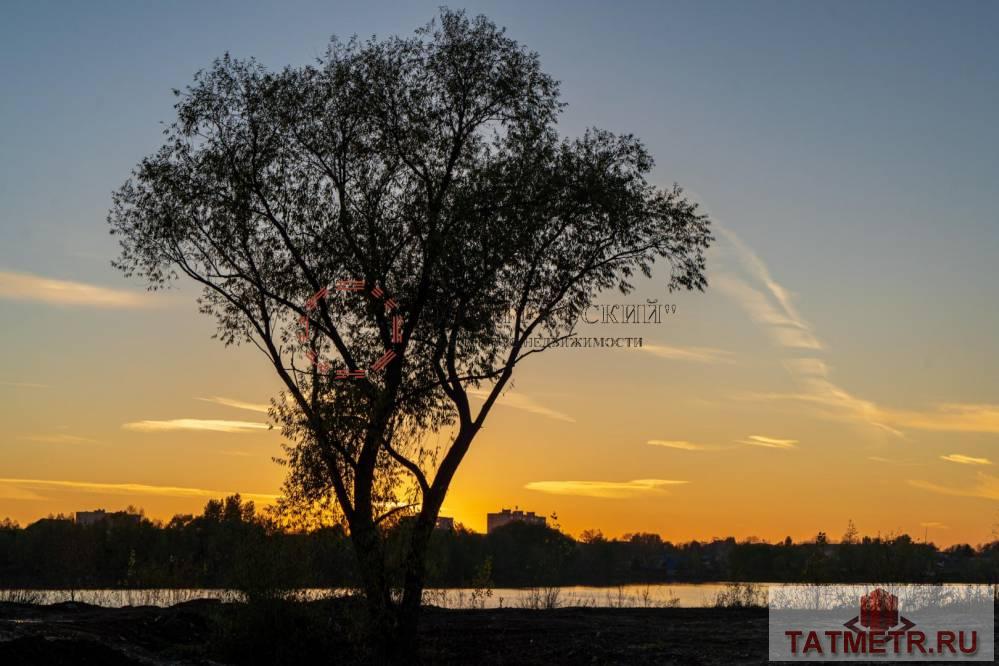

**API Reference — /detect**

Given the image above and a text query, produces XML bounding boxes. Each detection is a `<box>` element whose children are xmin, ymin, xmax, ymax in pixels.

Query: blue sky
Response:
<box><xmin>1</xmin><ymin>2</ymin><xmax>997</xmax><ymax>540</ymax></box>
<box><xmin>4</xmin><ymin>1</ymin><xmax>997</xmax><ymax>320</ymax></box>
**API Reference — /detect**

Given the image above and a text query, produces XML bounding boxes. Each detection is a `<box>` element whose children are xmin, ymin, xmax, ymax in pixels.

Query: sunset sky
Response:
<box><xmin>2</xmin><ymin>1</ymin><xmax>998</xmax><ymax>546</ymax></box>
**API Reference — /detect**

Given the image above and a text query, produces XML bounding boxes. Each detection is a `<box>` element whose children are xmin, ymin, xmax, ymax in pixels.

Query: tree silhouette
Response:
<box><xmin>109</xmin><ymin>8</ymin><xmax>712</xmax><ymax>654</ymax></box>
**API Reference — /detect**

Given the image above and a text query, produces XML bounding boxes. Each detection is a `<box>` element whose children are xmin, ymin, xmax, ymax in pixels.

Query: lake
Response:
<box><xmin>0</xmin><ymin>583</ymin><xmax>758</xmax><ymax>608</ymax></box>
<box><xmin>4</xmin><ymin>583</ymin><xmax>990</xmax><ymax>609</ymax></box>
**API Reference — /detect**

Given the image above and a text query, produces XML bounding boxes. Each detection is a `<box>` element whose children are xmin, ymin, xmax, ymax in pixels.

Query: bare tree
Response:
<box><xmin>109</xmin><ymin>8</ymin><xmax>712</xmax><ymax>654</ymax></box>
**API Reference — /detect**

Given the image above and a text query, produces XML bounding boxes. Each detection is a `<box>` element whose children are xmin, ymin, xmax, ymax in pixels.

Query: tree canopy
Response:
<box><xmin>109</xmin><ymin>8</ymin><xmax>712</xmax><ymax>644</ymax></box>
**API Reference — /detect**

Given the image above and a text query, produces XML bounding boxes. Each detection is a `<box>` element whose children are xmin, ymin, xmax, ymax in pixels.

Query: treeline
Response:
<box><xmin>0</xmin><ymin>497</ymin><xmax>996</xmax><ymax>590</ymax></box>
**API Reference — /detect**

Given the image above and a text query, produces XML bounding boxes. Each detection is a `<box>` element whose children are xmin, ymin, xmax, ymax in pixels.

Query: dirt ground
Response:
<box><xmin>0</xmin><ymin>600</ymin><xmax>990</xmax><ymax>665</ymax></box>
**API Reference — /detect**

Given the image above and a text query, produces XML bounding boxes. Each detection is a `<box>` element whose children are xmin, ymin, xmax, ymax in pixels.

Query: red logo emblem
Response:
<box><xmin>297</xmin><ymin>279</ymin><xmax>403</xmax><ymax>379</ymax></box>
<box><xmin>844</xmin><ymin>588</ymin><xmax>916</xmax><ymax>634</ymax></box>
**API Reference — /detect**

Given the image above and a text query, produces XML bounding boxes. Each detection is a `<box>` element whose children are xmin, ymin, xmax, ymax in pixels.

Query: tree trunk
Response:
<box><xmin>397</xmin><ymin>521</ymin><xmax>432</xmax><ymax>645</ymax></box>
<box><xmin>350</xmin><ymin>475</ymin><xmax>443</xmax><ymax>661</ymax></box>
<box><xmin>350</xmin><ymin>516</ymin><xmax>436</xmax><ymax>663</ymax></box>
<box><xmin>350</xmin><ymin>518</ymin><xmax>400</xmax><ymax>662</ymax></box>
<box><xmin>389</xmin><ymin>503</ymin><xmax>443</xmax><ymax>660</ymax></box>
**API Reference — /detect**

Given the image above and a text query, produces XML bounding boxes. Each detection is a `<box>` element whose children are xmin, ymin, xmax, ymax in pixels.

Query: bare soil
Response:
<box><xmin>0</xmin><ymin>600</ymin><xmax>989</xmax><ymax>665</ymax></box>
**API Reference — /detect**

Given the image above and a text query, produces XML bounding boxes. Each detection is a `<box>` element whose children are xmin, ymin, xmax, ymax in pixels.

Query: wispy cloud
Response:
<box><xmin>0</xmin><ymin>270</ymin><xmax>153</xmax><ymax>308</ymax></box>
<box><xmin>907</xmin><ymin>474</ymin><xmax>999</xmax><ymax>501</ymax></box>
<box><xmin>884</xmin><ymin>404</ymin><xmax>999</xmax><ymax>434</ymax></box>
<box><xmin>17</xmin><ymin>434</ymin><xmax>102</xmax><ymax>445</ymax></box>
<box><xmin>639</xmin><ymin>344</ymin><xmax>735</xmax><ymax>364</ymax></box>
<box><xmin>0</xmin><ymin>478</ymin><xmax>278</xmax><ymax>504</ymax></box>
<box><xmin>196</xmin><ymin>396</ymin><xmax>270</xmax><ymax>414</ymax></box>
<box><xmin>468</xmin><ymin>389</ymin><xmax>574</xmax><ymax>423</ymax></box>
<box><xmin>647</xmin><ymin>439</ymin><xmax>724</xmax><ymax>451</ymax></box>
<box><xmin>524</xmin><ymin>479</ymin><xmax>687</xmax><ymax>499</ymax></box>
<box><xmin>0</xmin><ymin>381</ymin><xmax>49</xmax><ymax>389</ymax></box>
<box><xmin>740</xmin><ymin>435</ymin><xmax>798</xmax><ymax>449</ymax></box>
<box><xmin>122</xmin><ymin>419</ymin><xmax>269</xmax><ymax>433</ymax></box>
<box><xmin>714</xmin><ymin>275</ymin><xmax>823</xmax><ymax>351</ymax></box>
<box><xmin>920</xmin><ymin>521</ymin><xmax>949</xmax><ymax>529</ymax></box>
<box><xmin>720</xmin><ymin>228</ymin><xmax>998</xmax><ymax>437</ymax></box>
<box><xmin>739</xmin><ymin>373</ymin><xmax>901</xmax><ymax>437</ymax></box>
<box><xmin>747</xmin><ymin>391</ymin><xmax>999</xmax><ymax>436</ymax></box>
<box><xmin>940</xmin><ymin>454</ymin><xmax>992</xmax><ymax>466</ymax></box>
<box><xmin>715</xmin><ymin>226</ymin><xmax>823</xmax><ymax>351</ymax></box>
<box><xmin>870</xmin><ymin>422</ymin><xmax>907</xmax><ymax>438</ymax></box>
<box><xmin>868</xmin><ymin>456</ymin><xmax>923</xmax><ymax>466</ymax></box>
<box><xmin>715</xmin><ymin>227</ymin><xmax>892</xmax><ymax>434</ymax></box>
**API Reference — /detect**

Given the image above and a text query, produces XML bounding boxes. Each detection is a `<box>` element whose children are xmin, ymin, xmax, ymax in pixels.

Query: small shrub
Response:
<box><xmin>712</xmin><ymin>583</ymin><xmax>767</xmax><ymax>609</ymax></box>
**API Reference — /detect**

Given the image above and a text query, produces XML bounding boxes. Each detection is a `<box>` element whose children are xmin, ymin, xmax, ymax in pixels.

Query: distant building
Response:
<box><xmin>75</xmin><ymin>510</ymin><xmax>107</xmax><ymax>526</ymax></box>
<box><xmin>75</xmin><ymin>509</ymin><xmax>141</xmax><ymax>527</ymax></box>
<box><xmin>435</xmin><ymin>516</ymin><xmax>455</xmax><ymax>531</ymax></box>
<box><xmin>486</xmin><ymin>508</ymin><xmax>546</xmax><ymax>534</ymax></box>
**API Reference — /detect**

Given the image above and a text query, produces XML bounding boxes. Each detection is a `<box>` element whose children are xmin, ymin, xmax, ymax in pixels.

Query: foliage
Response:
<box><xmin>467</xmin><ymin>557</ymin><xmax>493</xmax><ymax>609</ymax></box>
<box><xmin>712</xmin><ymin>582</ymin><xmax>767</xmax><ymax>608</ymax></box>
<box><xmin>2</xmin><ymin>503</ymin><xmax>998</xmax><ymax>590</ymax></box>
<box><xmin>107</xmin><ymin>7</ymin><xmax>712</xmax><ymax>646</ymax></box>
